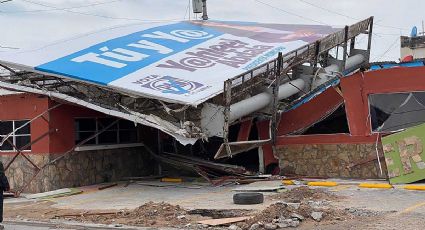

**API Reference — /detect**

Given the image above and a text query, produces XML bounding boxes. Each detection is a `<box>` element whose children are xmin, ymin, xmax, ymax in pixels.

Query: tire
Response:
<box><xmin>233</xmin><ymin>192</ymin><xmax>264</xmax><ymax>205</ymax></box>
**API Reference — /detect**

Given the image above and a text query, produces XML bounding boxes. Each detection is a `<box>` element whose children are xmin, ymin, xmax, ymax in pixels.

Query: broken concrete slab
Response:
<box><xmin>290</xmin><ymin>213</ymin><xmax>304</xmax><ymax>221</ymax></box>
<box><xmin>24</xmin><ymin>188</ymin><xmax>72</xmax><ymax>199</ymax></box>
<box><xmin>311</xmin><ymin>211</ymin><xmax>323</xmax><ymax>222</ymax></box>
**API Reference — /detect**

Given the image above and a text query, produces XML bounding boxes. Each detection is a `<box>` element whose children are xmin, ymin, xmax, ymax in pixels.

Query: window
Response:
<box><xmin>75</xmin><ymin>118</ymin><xmax>139</xmax><ymax>145</ymax></box>
<box><xmin>0</xmin><ymin>120</ymin><xmax>31</xmax><ymax>151</ymax></box>
<box><xmin>369</xmin><ymin>92</ymin><xmax>425</xmax><ymax>132</ymax></box>
<box><xmin>303</xmin><ymin>105</ymin><xmax>350</xmax><ymax>134</ymax></box>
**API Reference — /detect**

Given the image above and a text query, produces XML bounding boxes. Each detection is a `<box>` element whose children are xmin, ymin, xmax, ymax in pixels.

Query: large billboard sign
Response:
<box><xmin>0</xmin><ymin>21</ymin><xmax>335</xmax><ymax>105</ymax></box>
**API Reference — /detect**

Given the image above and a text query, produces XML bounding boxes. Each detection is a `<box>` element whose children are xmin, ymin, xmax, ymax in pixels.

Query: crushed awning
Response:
<box><xmin>0</xmin><ymin>18</ymin><xmax>373</xmax><ymax>144</ymax></box>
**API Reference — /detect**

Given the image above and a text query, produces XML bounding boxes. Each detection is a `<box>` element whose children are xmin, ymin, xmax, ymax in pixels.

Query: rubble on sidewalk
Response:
<box><xmin>57</xmin><ymin>202</ymin><xmax>193</xmax><ymax>228</ymax></box>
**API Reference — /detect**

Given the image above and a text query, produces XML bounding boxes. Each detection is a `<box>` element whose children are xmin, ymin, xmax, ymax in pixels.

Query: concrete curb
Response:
<box><xmin>307</xmin><ymin>181</ymin><xmax>338</xmax><ymax>187</ymax></box>
<box><xmin>4</xmin><ymin>219</ymin><xmax>164</xmax><ymax>230</ymax></box>
<box><xmin>358</xmin><ymin>183</ymin><xmax>393</xmax><ymax>189</ymax></box>
<box><xmin>281</xmin><ymin>180</ymin><xmax>425</xmax><ymax>191</ymax></box>
<box><xmin>403</xmin><ymin>185</ymin><xmax>425</xmax><ymax>191</ymax></box>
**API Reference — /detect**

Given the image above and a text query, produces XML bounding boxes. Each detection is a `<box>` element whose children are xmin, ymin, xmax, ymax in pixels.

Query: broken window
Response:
<box><xmin>0</xmin><ymin>120</ymin><xmax>31</xmax><ymax>151</ymax></box>
<box><xmin>75</xmin><ymin>118</ymin><xmax>139</xmax><ymax>145</ymax></box>
<box><xmin>303</xmin><ymin>105</ymin><xmax>350</xmax><ymax>134</ymax></box>
<box><xmin>369</xmin><ymin>92</ymin><xmax>425</xmax><ymax>132</ymax></box>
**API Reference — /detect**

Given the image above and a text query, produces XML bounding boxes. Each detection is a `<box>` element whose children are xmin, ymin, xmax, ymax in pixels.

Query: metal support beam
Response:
<box><xmin>202</xmin><ymin>0</ymin><xmax>208</xmax><ymax>20</ymax></box>
<box><xmin>343</xmin><ymin>25</ymin><xmax>349</xmax><ymax>65</ymax></box>
<box><xmin>223</xmin><ymin>80</ymin><xmax>232</xmax><ymax>156</ymax></box>
<box><xmin>0</xmin><ymin>103</ymin><xmax>62</xmax><ymax>147</ymax></box>
<box><xmin>271</xmin><ymin>52</ymin><xmax>283</xmax><ymax>148</ymax></box>
<box><xmin>4</xmin><ymin>129</ymin><xmax>56</xmax><ymax>171</ymax></box>
<box><xmin>313</xmin><ymin>40</ymin><xmax>320</xmax><ymax>68</ymax></box>
<box><xmin>367</xmin><ymin>17</ymin><xmax>374</xmax><ymax>57</ymax></box>
<box><xmin>350</xmin><ymin>37</ymin><xmax>356</xmax><ymax>53</ymax></box>
<box><xmin>0</xmin><ymin>64</ymin><xmax>16</xmax><ymax>74</ymax></box>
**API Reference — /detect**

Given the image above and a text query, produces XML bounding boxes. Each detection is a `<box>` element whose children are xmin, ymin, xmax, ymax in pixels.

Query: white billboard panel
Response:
<box><xmin>0</xmin><ymin>21</ymin><xmax>336</xmax><ymax>105</ymax></box>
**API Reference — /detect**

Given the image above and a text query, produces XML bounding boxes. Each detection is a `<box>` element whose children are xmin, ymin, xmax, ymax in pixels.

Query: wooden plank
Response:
<box><xmin>25</xmin><ymin>188</ymin><xmax>72</xmax><ymax>199</ymax></box>
<box><xmin>98</xmin><ymin>183</ymin><xmax>118</xmax><ymax>190</ymax></box>
<box><xmin>197</xmin><ymin>216</ymin><xmax>252</xmax><ymax>226</ymax></box>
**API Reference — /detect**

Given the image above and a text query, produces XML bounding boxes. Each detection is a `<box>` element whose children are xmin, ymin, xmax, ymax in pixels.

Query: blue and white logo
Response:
<box><xmin>134</xmin><ymin>75</ymin><xmax>205</xmax><ymax>95</ymax></box>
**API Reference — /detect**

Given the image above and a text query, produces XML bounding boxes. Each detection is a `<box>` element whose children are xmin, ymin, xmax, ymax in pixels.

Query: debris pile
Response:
<box><xmin>270</xmin><ymin>186</ymin><xmax>339</xmax><ymax>201</ymax></box>
<box><xmin>65</xmin><ymin>202</ymin><xmax>193</xmax><ymax>227</ymax></box>
<box><xmin>237</xmin><ymin>187</ymin><xmax>347</xmax><ymax>229</ymax></box>
<box><xmin>145</xmin><ymin>146</ymin><xmax>255</xmax><ymax>184</ymax></box>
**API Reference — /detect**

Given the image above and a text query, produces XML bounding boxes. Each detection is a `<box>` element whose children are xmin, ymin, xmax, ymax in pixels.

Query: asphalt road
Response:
<box><xmin>3</xmin><ymin>221</ymin><xmax>178</xmax><ymax>230</ymax></box>
<box><xmin>3</xmin><ymin>223</ymin><xmax>51</xmax><ymax>230</ymax></box>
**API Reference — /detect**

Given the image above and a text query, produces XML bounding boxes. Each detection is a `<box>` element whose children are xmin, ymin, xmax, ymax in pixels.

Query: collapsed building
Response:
<box><xmin>0</xmin><ymin>18</ymin><xmax>376</xmax><ymax>193</ymax></box>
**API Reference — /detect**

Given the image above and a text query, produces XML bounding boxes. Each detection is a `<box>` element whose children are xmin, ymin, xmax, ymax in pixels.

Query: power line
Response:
<box><xmin>298</xmin><ymin>0</ymin><xmax>357</xmax><ymax>21</ymax></box>
<box><xmin>1</xmin><ymin>0</ymin><xmax>122</xmax><ymax>13</ymax></box>
<box><xmin>252</xmin><ymin>0</ymin><xmax>330</xmax><ymax>26</ymax></box>
<box><xmin>297</xmin><ymin>0</ymin><xmax>409</xmax><ymax>32</ymax></box>
<box><xmin>0</xmin><ymin>0</ymin><xmax>12</xmax><ymax>3</ymax></box>
<box><xmin>19</xmin><ymin>0</ymin><xmax>181</xmax><ymax>22</ymax></box>
<box><xmin>0</xmin><ymin>45</ymin><xmax>19</xmax><ymax>49</ymax></box>
<box><xmin>253</xmin><ymin>0</ymin><xmax>395</xmax><ymax>39</ymax></box>
<box><xmin>373</xmin><ymin>37</ymin><xmax>400</xmax><ymax>62</ymax></box>
<box><xmin>184</xmin><ymin>0</ymin><xmax>190</xmax><ymax>20</ymax></box>
<box><xmin>21</xmin><ymin>21</ymin><xmax>183</xmax><ymax>53</ymax></box>
<box><xmin>254</xmin><ymin>0</ymin><xmax>404</xmax><ymax>39</ymax></box>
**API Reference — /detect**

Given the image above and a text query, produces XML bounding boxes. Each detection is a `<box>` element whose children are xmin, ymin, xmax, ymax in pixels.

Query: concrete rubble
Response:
<box><xmin>310</xmin><ymin>211</ymin><xmax>323</xmax><ymax>222</ymax></box>
<box><xmin>4</xmin><ymin>179</ymin><xmax>425</xmax><ymax>229</ymax></box>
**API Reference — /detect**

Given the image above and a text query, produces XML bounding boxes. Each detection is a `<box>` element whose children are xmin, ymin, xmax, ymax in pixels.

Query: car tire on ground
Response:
<box><xmin>233</xmin><ymin>192</ymin><xmax>264</xmax><ymax>205</ymax></box>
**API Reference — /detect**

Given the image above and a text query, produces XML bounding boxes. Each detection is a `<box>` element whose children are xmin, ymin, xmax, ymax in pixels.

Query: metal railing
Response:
<box><xmin>221</xmin><ymin>17</ymin><xmax>374</xmax><ymax>156</ymax></box>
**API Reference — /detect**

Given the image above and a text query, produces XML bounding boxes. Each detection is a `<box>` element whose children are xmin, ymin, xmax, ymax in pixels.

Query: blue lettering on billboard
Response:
<box><xmin>35</xmin><ymin>22</ymin><xmax>223</xmax><ymax>85</ymax></box>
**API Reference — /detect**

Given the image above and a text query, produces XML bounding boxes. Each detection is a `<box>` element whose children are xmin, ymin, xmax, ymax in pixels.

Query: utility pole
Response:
<box><xmin>192</xmin><ymin>0</ymin><xmax>208</xmax><ymax>20</ymax></box>
<box><xmin>202</xmin><ymin>0</ymin><xmax>208</xmax><ymax>20</ymax></box>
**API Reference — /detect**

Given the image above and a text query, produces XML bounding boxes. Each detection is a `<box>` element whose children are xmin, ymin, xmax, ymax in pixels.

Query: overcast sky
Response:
<box><xmin>0</xmin><ymin>0</ymin><xmax>422</xmax><ymax>61</ymax></box>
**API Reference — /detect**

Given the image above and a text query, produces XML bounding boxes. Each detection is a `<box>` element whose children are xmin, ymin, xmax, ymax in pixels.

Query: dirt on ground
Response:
<box><xmin>237</xmin><ymin>187</ymin><xmax>379</xmax><ymax>229</ymax></box>
<box><xmin>4</xmin><ymin>186</ymin><xmax>386</xmax><ymax>229</ymax></box>
<box><xmin>63</xmin><ymin>202</ymin><xmax>202</xmax><ymax>227</ymax></box>
<box><xmin>5</xmin><ymin>200</ymin><xmax>82</xmax><ymax>220</ymax></box>
<box><xmin>270</xmin><ymin>186</ymin><xmax>340</xmax><ymax>202</ymax></box>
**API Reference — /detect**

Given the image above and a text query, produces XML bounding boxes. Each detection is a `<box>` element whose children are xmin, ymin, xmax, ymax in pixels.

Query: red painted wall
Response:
<box><xmin>264</xmin><ymin>66</ymin><xmax>425</xmax><ymax>168</ymax></box>
<box><xmin>340</xmin><ymin>74</ymin><xmax>370</xmax><ymax>136</ymax></box>
<box><xmin>256</xmin><ymin>119</ymin><xmax>275</xmax><ymax>169</ymax></box>
<box><xmin>48</xmin><ymin>101</ymin><xmax>102</xmax><ymax>154</ymax></box>
<box><xmin>258</xmin><ymin>87</ymin><xmax>345</xmax><ymax>168</ymax></box>
<box><xmin>340</xmin><ymin>66</ymin><xmax>425</xmax><ymax>138</ymax></box>
<box><xmin>0</xmin><ymin>93</ymin><xmax>50</xmax><ymax>154</ymax></box>
<box><xmin>277</xmin><ymin>87</ymin><xmax>344</xmax><ymax>135</ymax></box>
<box><xmin>0</xmin><ymin>93</ymin><xmax>104</xmax><ymax>154</ymax></box>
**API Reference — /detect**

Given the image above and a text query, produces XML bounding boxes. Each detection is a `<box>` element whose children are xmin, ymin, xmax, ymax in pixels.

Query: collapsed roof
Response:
<box><xmin>0</xmin><ymin>18</ymin><xmax>373</xmax><ymax>145</ymax></box>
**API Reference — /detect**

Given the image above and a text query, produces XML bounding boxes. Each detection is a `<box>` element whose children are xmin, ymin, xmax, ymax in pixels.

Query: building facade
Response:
<box><xmin>263</xmin><ymin>64</ymin><xmax>425</xmax><ymax>179</ymax></box>
<box><xmin>0</xmin><ymin>93</ymin><xmax>153</xmax><ymax>193</ymax></box>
